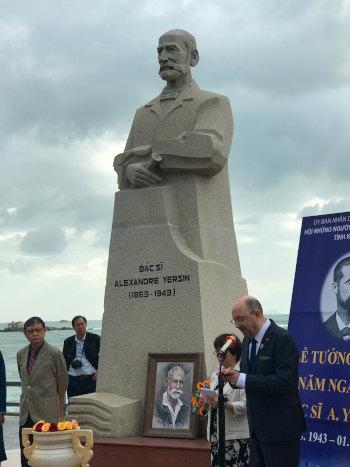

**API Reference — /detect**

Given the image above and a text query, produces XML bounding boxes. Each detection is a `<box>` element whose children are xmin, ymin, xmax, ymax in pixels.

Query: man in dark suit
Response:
<box><xmin>63</xmin><ymin>316</ymin><xmax>100</xmax><ymax>397</ymax></box>
<box><xmin>0</xmin><ymin>350</ymin><xmax>7</xmax><ymax>465</ymax></box>
<box><xmin>223</xmin><ymin>295</ymin><xmax>306</xmax><ymax>467</ymax></box>
<box><xmin>323</xmin><ymin>256</ymin><xmax>350</xmax><ymax>341</ymax></box>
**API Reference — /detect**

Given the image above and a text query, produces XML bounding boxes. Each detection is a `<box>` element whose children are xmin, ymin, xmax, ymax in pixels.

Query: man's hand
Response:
<box><xmin>0</xmin><ymin>413</ymin><xmax>5</xmax><ymax>424</ymax></box>
<box><xmin>125</xmin><ymin>162</ymin><xmax>162</xmax><ymax>187</ymax></box>
<box><xmin>92</xmin><ymin>371</ymin><xmax>98</xmax><ymax>381</ymax></box>
<box><xmin>222</xmin><ymin>367</ymin><xmax>241</xmax><ymax>386</ymax></box>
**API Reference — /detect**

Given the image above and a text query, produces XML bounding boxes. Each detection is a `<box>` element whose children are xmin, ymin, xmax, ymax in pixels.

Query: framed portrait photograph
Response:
<box><xmin>143</xmin><ymin>353</ymin><xmax>202</xmax><ymax>438</ymax></box>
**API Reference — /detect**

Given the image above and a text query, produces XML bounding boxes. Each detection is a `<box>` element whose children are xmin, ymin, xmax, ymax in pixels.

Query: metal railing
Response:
<box><xmin>5</xmin><ymin>381</ymin><xmax>21</xmax><ymax>415</ymax></box>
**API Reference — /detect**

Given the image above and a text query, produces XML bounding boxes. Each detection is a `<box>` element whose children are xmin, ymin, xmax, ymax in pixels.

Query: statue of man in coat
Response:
<box><xmin>83</xmin><ymin>29</ymin><xmax>247</xmax><ymax>439</ymax></box>
<box><xmin>114</xmin><ymin>28</ymin><xmax>233</xmax><ymax>191</ymax></box>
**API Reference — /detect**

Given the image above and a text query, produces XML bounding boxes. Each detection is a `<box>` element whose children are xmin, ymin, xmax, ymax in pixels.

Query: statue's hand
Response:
<box><xmin>126</xmin><ymin>162</ymin><xmax>162</xmax><ymax>187</ymax></box>
<box><xmin>114</xmin><ymin>145</ymin><xmax>152</xmax><ymax>172</ymax></box>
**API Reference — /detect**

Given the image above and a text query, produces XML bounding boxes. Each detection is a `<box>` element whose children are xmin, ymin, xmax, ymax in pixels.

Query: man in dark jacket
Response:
<box><xmin>223</xmin><ymin>296</ymin><xmax>307</xmax><ymax>467</ymax></box>
<box><xmin>0</xmin><ymin>350</ymin><xmax>7</xmax><ymax>465</ymax></box>
<box><xmin>63</xmin><ymin>316</ymin><xmax>100</xmax><ymax>398</ymax></box>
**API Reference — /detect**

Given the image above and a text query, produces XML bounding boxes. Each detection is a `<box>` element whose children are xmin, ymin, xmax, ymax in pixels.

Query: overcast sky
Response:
<box><xmin>1</xmin><ymin>0</ymin><xmax>349</xmax><ymax>322</ymax></box>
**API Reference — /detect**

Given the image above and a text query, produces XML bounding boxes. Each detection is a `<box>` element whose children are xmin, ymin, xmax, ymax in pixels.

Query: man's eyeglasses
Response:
<box><xmin>25</xmin><ymin>327</ymin><xmax>44</xmax><ymax>335</ymax></box>
<box><xmin>230</xmin><ymin>310</ymin><xmax>255</xmax><ymax>325</ymax></box>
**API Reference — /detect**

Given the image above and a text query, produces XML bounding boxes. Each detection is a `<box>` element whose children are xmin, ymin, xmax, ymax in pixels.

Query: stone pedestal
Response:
<box><xmin>67</xmin><ymin>393</ymin><xmax>142</xmax><ymax>438</ymax></box>
<box><xmin>91</xmin><ymin>436</ymin><xmax>210</xmax><ymax>467</ymax></box>
<box><xmin>68</xmin><ymin>169</ymin><xmax>246</xmax><ymax>436</ymax></box>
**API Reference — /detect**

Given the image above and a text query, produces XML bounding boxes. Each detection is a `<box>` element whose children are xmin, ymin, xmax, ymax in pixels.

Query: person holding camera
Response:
<box><xmin>63</xmin><ymin>316</ymin><xmax>100</xmax><ymax>398</ymax></box>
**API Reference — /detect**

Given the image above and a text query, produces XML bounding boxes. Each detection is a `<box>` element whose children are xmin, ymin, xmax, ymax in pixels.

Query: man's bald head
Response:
<box><xmin>231</xmin><ymin>295</ymin><xmax>266</xmax><ymax>337</ymax></box>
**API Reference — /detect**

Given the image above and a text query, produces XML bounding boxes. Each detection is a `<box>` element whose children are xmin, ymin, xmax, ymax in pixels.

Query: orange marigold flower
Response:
<box><xmin>41</xmin><ymin>423</ymin><xmax>50</xmax><ymax>432</ymax></box>
<box><xmin>65</xmin><ymin>421</ymin><xmax>72</xmax><ymax>430</ymax></box>
<box><xmin>57</xmin><ymin>422</ymin><xmax>66</xmax><ymax>431</ymax></box>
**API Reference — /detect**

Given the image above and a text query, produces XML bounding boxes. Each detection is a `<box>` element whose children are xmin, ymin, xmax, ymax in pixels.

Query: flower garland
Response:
<box><xmin>191</xmin><ymin>378</ymin><xmax>211</xmax><ymax>417</ymax></box>
<box><xmin>33</xmin><ymin>419</ymin><xmax>80</xmax><ymax>432</ymax></box>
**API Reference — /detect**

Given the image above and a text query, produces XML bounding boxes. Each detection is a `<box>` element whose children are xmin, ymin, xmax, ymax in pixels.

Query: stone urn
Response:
<box><xmin>22</xmin><ymin>428</ymin><xmax>93</xmax><ymax>467</ymax></box>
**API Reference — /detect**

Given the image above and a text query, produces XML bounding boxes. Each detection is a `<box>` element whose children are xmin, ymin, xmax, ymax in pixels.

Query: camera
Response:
<box><xmin>71</xmin><ymin>359</ymin><xmax>83</xmax><ymax>369</ymax></box>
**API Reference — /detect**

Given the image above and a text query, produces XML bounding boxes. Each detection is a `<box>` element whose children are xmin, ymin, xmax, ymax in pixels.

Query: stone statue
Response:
<box><xmin>68</xmin><ymin>30</ymin><xmax>247</xmax><ymax>439</ymax></box>
<box><xmin>114</xmin><ymin>29</ymin><xmax>233</xmax><ymax>190</ymax></box>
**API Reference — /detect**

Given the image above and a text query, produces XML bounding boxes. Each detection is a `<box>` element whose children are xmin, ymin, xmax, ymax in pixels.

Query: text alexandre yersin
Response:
<box><xmin>114</xmin><ymin>262</ymin><xmax>191</xmax><ymax>299</ymax></box>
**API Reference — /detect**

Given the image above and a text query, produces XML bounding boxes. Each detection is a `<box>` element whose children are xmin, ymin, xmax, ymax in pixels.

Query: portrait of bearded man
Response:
<box><xmin>152</xmin><ymin>365</ymin><xmax>191</xmax><ymax>429</ymax></box>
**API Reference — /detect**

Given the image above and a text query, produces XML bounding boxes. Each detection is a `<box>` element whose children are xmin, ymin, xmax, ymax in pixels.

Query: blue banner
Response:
<box><xmin>288</xmin><ymin>211</ymin><xmax>350</xmax><ymax>466</ymax></box>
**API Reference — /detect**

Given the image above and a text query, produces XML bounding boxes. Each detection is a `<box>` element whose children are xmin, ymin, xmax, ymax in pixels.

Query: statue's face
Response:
<box><xmin>157</xmin><ymin>36</ymin><xmax>190</xmax><ymax>82</ymax></box>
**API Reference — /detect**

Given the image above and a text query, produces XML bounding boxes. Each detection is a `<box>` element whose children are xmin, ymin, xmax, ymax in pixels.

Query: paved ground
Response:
<box><xmin>3</xmin><ymin>415</ymin><xmax>19</xmax><ymax>450</ymax></box>
<box><xmin>3</xmin><ymin>416</ymin><xmax>20</xmax><ymax>466</ymax></box>
<box><xmin>2</xmin><ymin>449</ymin><xmax>20</xmax><ymax>467</ymax></box>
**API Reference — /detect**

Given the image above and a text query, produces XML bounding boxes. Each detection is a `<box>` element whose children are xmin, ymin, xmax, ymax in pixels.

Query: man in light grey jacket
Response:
<box><xmin>17</xmin><ymin>317</ymin><xmax>68</xmax><ymax>467</ymax></box>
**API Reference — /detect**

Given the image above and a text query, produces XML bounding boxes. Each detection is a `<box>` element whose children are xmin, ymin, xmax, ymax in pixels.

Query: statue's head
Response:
<box><xmin>158</xmin><ymin>29</ymin><xmax>199</xmax><ymax>83</ymax></box>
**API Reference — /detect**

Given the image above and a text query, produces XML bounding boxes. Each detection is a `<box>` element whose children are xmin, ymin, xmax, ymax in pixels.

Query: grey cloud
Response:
<box><xmin>0</xmin><ymin>3</ymin><xmax>159</xmax><ymax>141</ymax></box>
<box><xmin>1</xmin><ymin>0</ymin><xmax>347</xmax><ymax>145</ymax></box>
<box><xmin>93</xmin><ymin>231</ymin><xmax>111</xmax><ymax>250</ymax></box>
<box><xmin>7</xmin><ymin>258</ymin><xmax>37</xmax><ymax>275</ymax></box>
<box><xmin>1</xmin><ymin>130</ymin><xmax>115</xmax><ymax>238</ymax></box>
<box><xmin>20</xmin><ymin>224</ymin><xmax>68</xmax><ymax>255</ymax></box>
<box><xmin>198</xmin><ymin>1</ymin><xmax>349</xmax><ymax>96</ymax></box>
<box><xmin>1</xmin><ymin>0</ymin><xmax>347</xmax><ymax>233</ymax></box>
<box><xmin>237</xmin><ymin>215</ymin><xmax>262</xmax><ymax>226</ymax></box>
<box><xmin>227</xmin><ymin>85</ymin><xmax>350</xmax><ymax>195</ymax></box>
<box><xmin>298</xmin><ymin>199</ymin><xmax>350</xmax><ymax>219</ymax></box>
<box><xmin>0</xmin><ymin>207</ymin><xmax>18</xmax><ymax>226</ymax></box>
<box><xmin>297</xmin><ymin>205</ymin><xmax>323</xmax><ymax>219</ymax></box>
<box><xmin>0</xmin><ymin>0</ymin><xmax>349</xmax><ymax>320</ymax></box>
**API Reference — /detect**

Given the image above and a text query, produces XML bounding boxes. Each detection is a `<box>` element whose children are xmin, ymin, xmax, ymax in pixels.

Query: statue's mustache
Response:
<box><xmin>159</xmin><ymin>63</ymin><xmax>188</xmax><ymax>73</ymax></box>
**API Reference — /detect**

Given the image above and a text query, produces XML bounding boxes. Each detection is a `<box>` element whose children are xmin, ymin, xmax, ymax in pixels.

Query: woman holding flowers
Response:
<box><xmin>205</xmin><ymin>333</ymin><xmax>250</xmax><ymax>467</ymax></box>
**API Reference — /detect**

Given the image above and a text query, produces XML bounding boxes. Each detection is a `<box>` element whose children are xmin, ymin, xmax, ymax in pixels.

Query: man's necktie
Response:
<box><xmin>249</xmin><ymin>338</ymin><xmax>257</xmax><ymax>372</ymax></box>
<box><xmin>27</xmin><ymin>350</ymin><xmax>36</xmax><ymax>375</ymax></box>
<box><xmin>341</xmin><ymin>327</ymin><xmax>350</xmax><ymax>337</ymax></box>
